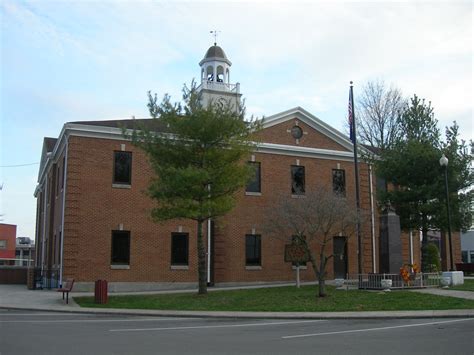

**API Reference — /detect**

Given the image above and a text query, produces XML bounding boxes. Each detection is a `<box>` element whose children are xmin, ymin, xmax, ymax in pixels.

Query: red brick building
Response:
<box><xmin>34</xmin><ymin>44</ymin><xmax>429</xmax><ymax>291</ymax></box>
<box><xmin>0</xmin><ymin>223</ymin><xmax>17</xmax><ymax>265</ymax></box>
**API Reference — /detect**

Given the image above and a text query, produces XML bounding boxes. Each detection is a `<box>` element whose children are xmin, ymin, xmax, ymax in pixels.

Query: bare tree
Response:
<box><xmin>265</xmin><ymin>187</ymin><xmax>360</xmax><ymax>297</ymax></box>
<box><xmin>356</xmin><ymin>80</ymin><xmax>405</xmax><ymax>151</ymax></box>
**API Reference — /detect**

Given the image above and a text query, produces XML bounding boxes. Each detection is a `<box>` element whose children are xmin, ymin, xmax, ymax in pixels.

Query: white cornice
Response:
<box><xmin>64</xmin><ymin>124</ymin><xmax>357</xmax><ymax>162</ymax></box>
<box><xmin>257</xmin><ymin>143</ymin><xmax>355</xmax><ymax>161</ymax></box>
<box><xmin>262</xmin><ymin>106</ymin><xmax>371</xmax><ymax>155</ymax></box>
<box><xmin>36</xmin><ymin>116</ymin><xmax>368</xmax><ymax>189</ymax></box>
<box><xmin>36</xmin><ymin>125</ymin><xmax>70</xmax><ymax>186</ymax></box>
<box><xmin>36</xmin><ymin>123</ymin><xmax>138</xmax><ymax>187</ymax></box>
<box><xmin>65</xmin><ymin>123</ymin><xmax>131</xmax><ymax>140</ymax></box>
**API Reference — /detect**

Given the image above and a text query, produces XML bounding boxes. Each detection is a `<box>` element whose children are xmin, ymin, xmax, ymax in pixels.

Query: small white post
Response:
<box><xmin>296</xmin><ymin>265</ymin><xmax>301</xmax><ymax>288</ymax></box>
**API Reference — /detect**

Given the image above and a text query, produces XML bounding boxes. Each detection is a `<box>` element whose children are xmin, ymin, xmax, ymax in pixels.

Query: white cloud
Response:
<box><xmin>1</xmin><ymin>0</ymin><xmax>472</xmax><ymax>239</ymax></box>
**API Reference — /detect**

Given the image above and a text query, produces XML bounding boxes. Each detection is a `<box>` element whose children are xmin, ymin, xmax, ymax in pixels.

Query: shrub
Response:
<box><xmin>425</xmin><ymin>243</ymin><xmax>441</xmax><ymax>272</ymax></box>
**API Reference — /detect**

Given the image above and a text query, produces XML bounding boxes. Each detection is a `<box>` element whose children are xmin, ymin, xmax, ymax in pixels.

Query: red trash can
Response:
<box><xmin>94</xmin><ymin>280</ymin><xmax>108</xmax><ymax>304</ymax></box>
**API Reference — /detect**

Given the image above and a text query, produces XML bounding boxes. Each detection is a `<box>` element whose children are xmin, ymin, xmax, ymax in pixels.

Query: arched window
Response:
<box><xmin>216</xmin><ymin>65</ymin><xmax>224</xmax><ymax>83</ymax></box>
<box><xmin>206</xmin><ymin>66</ymin><xmax>214</xmax><ymax>81</ymax></box>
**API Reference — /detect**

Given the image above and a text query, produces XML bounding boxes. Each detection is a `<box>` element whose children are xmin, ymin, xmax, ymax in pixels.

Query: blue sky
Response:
<box><xmin>1</xmin><ymin>1</ymin><xmax>472</xmax><ymax>239</ymax></box>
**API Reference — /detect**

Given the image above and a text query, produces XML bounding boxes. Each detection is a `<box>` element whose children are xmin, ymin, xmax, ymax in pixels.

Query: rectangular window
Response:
<box><xmin>332</xmin><ymin>169</ymin><xmax>346</xmax><ymax>196</ymax></box>
<box><xmin>246</xmin><ymin>162</ymin><xmax>261</xmax><ymax>193</ymax></box>
<box><xmin>171</xmin><ymin>233</ymin><xmax>189</xmax><ymax>266</ymax></box>
<box><xmin>113</xmin><ymin>151</ymin><xmax>132</xmax><ymax>185</ymax></box>
<box><xmin>111</xmin><ymin>231</ymin><xmax>130</xmax><ymax>265</ymax></box>
<box><xmin>246</xmin><ymin>234</ymin><xmax>261</xmax><ymax>266</ymax></box>
<box><xmin>461</xmin><ymin>251</ymin><xmax>468</xmax><ymax>263</ymax></box>
<box><xmin>470</xmin><ymin>251</ymin><xmax>474</xmax><ymax>263</ymax></box>
<box><xmin>0</xmin><ymin>240</ymin><xmax>6</xmax><ymax>249</ymax></box>
<box><xmin>291</xmin><ymin>165</ymin><xmax>305</xmax><ymax>195</ymax></box>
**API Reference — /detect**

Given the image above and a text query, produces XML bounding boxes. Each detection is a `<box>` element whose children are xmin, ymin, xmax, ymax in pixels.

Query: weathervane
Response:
<box><xmin>210</xmin><ymin>30</ymin><xmax>220</xmax><ymax>46</ymax></box>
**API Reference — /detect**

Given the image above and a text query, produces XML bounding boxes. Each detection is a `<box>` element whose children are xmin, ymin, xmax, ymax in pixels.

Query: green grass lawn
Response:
<box><xmin>74</xmin><ymin>285</ymin><xmax>474</xmax><ymax>312</ymax></box>
<box><xmin>449</xmin><ymin>279</ymin><xmax>474</xmax><ymax>292</ymax></box>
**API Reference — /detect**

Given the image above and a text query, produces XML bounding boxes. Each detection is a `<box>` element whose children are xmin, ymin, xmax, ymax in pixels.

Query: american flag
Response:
<box><xmin>348</xmin><ymin>88</ymin><xmax>354</xmax><ymax>143</ymax></box>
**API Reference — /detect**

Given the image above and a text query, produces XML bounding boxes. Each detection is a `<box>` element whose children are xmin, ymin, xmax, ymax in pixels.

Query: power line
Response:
<box><xmin>1</xmin><ymin>162</ymin><xmax>40</xmax><ymax>168</ymax></box>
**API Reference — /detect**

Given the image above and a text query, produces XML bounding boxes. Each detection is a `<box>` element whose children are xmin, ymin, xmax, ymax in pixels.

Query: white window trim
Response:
<box><xmin>111</xmin><ymin>265</ymin><xmax>130</xmax><ymax>270</ymax></box>
<box><xmin>245</xmin><ymin>192</ymin><xmax>262</xmax><ymax>196</ymax></box>
<box><xmin>245</xmin><ymin>265</ymin><xmax>262</xmax><ymax>270</ymax></box>
<box><xmin>171</xmin><ymin>265</ymin><xmax>189</xmax><ymax>270</ymax></box>
<box><xmin>112</xmin><ymin>183</ymin><xmax>131</xmax><ymax>189</ymax></box>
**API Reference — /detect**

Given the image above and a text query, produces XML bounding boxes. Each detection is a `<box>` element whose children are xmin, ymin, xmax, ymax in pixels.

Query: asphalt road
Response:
<box><xmin>1</xmin><ymin>309</ymin><xmax>473</xmax><ymax>355</ymax></box>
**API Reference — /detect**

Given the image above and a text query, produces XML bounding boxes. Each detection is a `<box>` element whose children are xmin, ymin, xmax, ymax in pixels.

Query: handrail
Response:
<box><xmin>198</xmin><ymin>80</ymin><xmax>239</xmax><ymax>93</ymax></box>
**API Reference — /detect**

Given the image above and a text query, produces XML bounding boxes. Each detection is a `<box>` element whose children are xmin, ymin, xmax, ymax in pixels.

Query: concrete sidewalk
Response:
<box><xmin>1</xmin><ymin>284</ymin><xmax>473</xmax><ymax>320</ymax></box>
<box><xmin>410</xmin><ymin>287</ymin><xmax>474</xmax><ymax>300</ymax></box>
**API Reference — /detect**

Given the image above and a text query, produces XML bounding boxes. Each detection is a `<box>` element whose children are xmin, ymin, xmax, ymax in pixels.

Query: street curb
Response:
<box><xmin>1</xmin><ymin>305</ymin><xmax>473</xmax><ymax>320</ymax></box>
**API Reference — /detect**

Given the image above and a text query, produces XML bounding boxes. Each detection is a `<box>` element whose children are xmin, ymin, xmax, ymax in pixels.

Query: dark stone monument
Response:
<box><xmin>379</xmin><ymin>202</ymin><xmax>403</xmax><ymax>273</ymax></box>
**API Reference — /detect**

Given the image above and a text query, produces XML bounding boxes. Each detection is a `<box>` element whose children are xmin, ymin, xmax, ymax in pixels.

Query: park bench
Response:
<box><xmin>57</xmin><ymin>278</ymin><xmax>75</xmax><ymax>304</ymax></box>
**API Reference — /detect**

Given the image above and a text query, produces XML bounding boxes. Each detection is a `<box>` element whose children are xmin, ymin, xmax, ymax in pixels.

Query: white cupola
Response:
<box><xmin>197</xmin><ymin>43</ymin><xmax>242</xmax><ymax>112</ymax></box>
<box><xmin>199</xmin><ymin>44</ymin><xmax>232</xmax><ymax>85</ymax></box>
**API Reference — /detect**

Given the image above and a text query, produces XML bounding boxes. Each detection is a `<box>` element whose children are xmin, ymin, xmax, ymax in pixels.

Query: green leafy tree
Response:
<box><xmin>128</xmin><ymin>83</ymin><xmax>260</xmax><ymax>294</ymax></box>
<box><xmin>425</xmin><ymin>243</ymin><xmax>441</xmax><ymax>272</ymax></box>
<box><xmin>437</xmin><ymin>122</ymin><xmax>474</xmax><ymax>233</ymax></box>
<box><xmin>397</xmin><ymin>95</ymin><xmax>440</xmax><ymax>143</ymax></box>
<box><xmin>377</xmin><ymin>95</ymin><xmax>473</xmax><ymax>271</ymax></box>
<box><xmin>377</xmin><ymin>95</ymin><xmax>441</xmax><ymax>270</ymax></box>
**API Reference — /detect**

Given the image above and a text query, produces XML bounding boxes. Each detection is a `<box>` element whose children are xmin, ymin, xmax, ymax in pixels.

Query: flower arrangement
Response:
<box><xmin>399</xmin><ymin>263</ymin><xmax>419</xmax><ymax>285</ymax></box>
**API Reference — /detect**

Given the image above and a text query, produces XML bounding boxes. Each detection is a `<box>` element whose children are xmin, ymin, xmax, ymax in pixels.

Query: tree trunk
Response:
<box><xmin>306</xmin><ymin>248</ymin><xmax>322</xmax><ymax>297</ymax></box>
<box><xmin>318</xmin><ymin>276</ymin><xmax>326</xmax><ymax>297</ymax></box>
<box><xmin>197</xmin><ymin>219</ymin><xmax>207</xmax><ymax>294</ymax></box>
<box><xmin>318</xmin><ymin>252</ymin><xmax>327</xmax><ymax>297</ymax></box>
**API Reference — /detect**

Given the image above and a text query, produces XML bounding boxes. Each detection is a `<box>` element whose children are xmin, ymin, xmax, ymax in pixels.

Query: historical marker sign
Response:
<box><xmin>284</xmin><ymin>244</ymin><xmax>309</xmax><ymax>264</ymax></box>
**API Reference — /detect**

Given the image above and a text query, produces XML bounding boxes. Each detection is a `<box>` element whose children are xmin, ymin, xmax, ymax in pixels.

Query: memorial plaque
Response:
<box><xmin>284</xmin><ymin>244</ymin><xmax>309</xmax><ymax>264</ymax></box>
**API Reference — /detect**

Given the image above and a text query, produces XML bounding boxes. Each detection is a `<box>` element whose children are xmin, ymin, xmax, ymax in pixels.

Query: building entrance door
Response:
<box><xmin>333</xmin><ymin>237</ymin><xmax>348</xmax><ymax>279</ymax></box>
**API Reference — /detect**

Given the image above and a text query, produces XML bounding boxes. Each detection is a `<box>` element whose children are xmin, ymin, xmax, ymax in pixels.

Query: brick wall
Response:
<box><xmin>36</xmin><ymin>117</ymin><xmax>466</xmax><ymax>288</ymax></box>
<box><xmin>214</xmin><ymin>152</ymin><xmax>377</xmax><ymax>282</ymax></box>
<box><xmin>63</xmin><ymin>136</ymin><xmax>199</xmax><ymax>283</ymax></box>
<box><xmin>0</xmin><ymin>224</ymin><xmax>16</xmax><ymax>260</ymax></box>
<box><xmin>57</xmin><ymin>128</ymin><xmax>377</xmax><ymax>284</ymax></box>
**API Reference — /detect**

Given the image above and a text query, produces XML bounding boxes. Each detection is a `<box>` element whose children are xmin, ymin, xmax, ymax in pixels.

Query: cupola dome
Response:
<box><xmin>200</xmin><ymin>45</ymin><xmax>232</xmax><ymax>66</ymax></box>
<box><xmin>199</xmin><ymin>44</ymin><xmax>232</xmax><ymax>84</ymax></box>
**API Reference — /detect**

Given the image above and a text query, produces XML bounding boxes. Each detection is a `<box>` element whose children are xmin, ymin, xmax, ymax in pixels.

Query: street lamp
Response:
<box><xmin>439</xmin><ymin>154</ymin><xmax>454</xmax><ymax>271</ymax></box>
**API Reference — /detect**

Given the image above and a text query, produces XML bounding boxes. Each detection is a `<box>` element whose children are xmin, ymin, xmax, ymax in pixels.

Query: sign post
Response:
<box><xmin>285</xmin><ymin>243</ymin><xmax>310</xmax><ymax>288</ymax></box>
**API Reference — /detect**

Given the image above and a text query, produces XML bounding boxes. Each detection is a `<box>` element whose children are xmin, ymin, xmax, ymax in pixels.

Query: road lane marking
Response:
<box><xmin>110</xmin><ymin>319</ymin><xmax>326</xmax><ymax>332</ymax></box>
<box><xmin>0</xmin><ymin>317</ymin><xmax>192</xmax><ymax>323</ymax></box>
<box><xmin>282</xmin><ymin>318</ymin><xmax>474</xmax><ymax>339</ymax></box>
<box><xmin>0</xmin><ymin>313</ymin><xmax>90</xmax><ymax>317</ymax></box>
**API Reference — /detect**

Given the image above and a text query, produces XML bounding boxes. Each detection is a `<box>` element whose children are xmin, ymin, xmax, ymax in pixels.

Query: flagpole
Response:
<box><xmin>350</xmin><ymin>81</ymin><xmax>363</xmax><ymax>275</ymax></box>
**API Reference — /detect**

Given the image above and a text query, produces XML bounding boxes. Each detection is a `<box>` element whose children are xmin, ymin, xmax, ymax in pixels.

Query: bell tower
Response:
<box><xmin>197</xmin><ymin>42</ymin><xmax>242</xmax><ymax>112</ymax></box>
